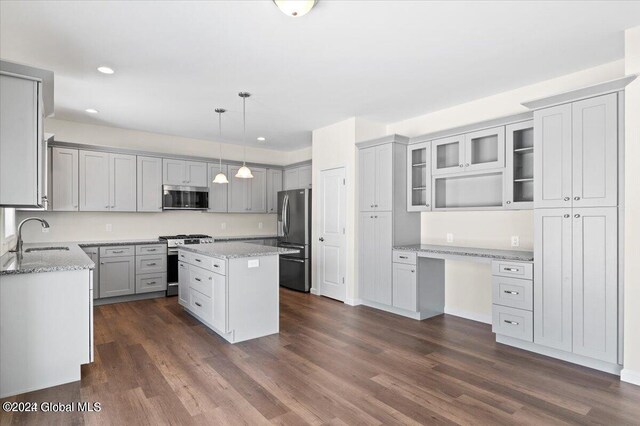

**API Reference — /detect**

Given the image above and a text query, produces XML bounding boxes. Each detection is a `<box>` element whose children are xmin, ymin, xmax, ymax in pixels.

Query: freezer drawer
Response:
<box><xmin>279</xmin><ymin>256</ymin><xmax>310</xmax><ymax>292</ymax></box>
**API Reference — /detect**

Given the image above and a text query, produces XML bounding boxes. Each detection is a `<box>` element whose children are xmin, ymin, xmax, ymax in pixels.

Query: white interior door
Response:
<box><xmin>317</xmin><ymin>167</ymin><xmax>346</xmax><ymax>301</ymax></box>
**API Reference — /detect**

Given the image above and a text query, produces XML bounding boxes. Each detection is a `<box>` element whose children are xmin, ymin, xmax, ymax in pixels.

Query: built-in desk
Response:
<box><xmin>393</xmin><ymin>244</ymin><xmax>534</xmax><ymax>263</ymax></box>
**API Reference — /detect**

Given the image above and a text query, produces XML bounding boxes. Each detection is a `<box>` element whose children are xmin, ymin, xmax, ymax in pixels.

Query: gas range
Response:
<box><xmin>158</xmin><ymin>234</ymin><xmax>214</xmax><ymax>249</ymax></box>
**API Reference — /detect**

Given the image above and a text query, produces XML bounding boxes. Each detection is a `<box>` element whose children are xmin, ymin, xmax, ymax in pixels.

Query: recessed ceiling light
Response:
<box><xmin>97</xmin><ymin>66</ymin><xmax>114</xmax><ymax>74</ymax></box>
<box><xmin>257</xmin><ymin>137</ymin><xmax>266</xmax><ymax>142</ymax></box>
<box><xmin>273</xmin><ymin>0</ymin><xmax>318</xmax><ymax>17</ymax></box>
<box><xmin>85</xmin><ymin>108</ymin><xmax>99</xmax><ymax>114</ymax></box>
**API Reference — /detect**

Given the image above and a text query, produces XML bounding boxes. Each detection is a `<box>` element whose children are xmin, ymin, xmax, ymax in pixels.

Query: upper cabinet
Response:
<box><xmin>266</xmin><ymin>169</ymin><xmax>283</xmax><ymax>214</ymax></box>
<box><xmin>207</xmin><ymin>163</ymin><xmax>228</xmax><ymax>213</ymax></box>
<box><xmin>431</xmin><ymin>126</ymin><xmax>504</xmax><ymax>176</ymax></box>
<box><xmin>227</xmin><ymin>166</ymin><xmax>267</xmax><ymax>213</ymax></box>
<box><xmin>431</xmin><ymin>134</ymin><xmax>465</xmax><ymax>176</ymax></box>
<box><xmin>407</xmin><ymin>142</ymin><xmax>432</xmax><ymax>212</ymax></box>
<box><xmin>359</xmin><ymin>144</ymin><xmax>392</xmax><ymax>212</ymax></box>
<box><xmin>137</xmin><ymin>156</ymin><xmax>163</xmax><ymax>212</ymax></box>
<box><xmin>51</xmin><ymin>147</ymin><xmax>79</xmax><ymax>211</ymax></box>
<box><xmin>534</xmin><ymin>93</ymin><xmax>618</xmax><ymax>208</ymax></box>
<box><xmin>283</xmin><ymin>164</ymin><xmax>312</xmax><ymax>190</ymax></box>
<box><xmin>79</xmin><ymin>150</ymin><xmax>136</xmax><ymax>212</ymax></box>
<box><xmin>505</xmin><ymin>120</ymin><xmax>534</xmax><ymax>209</ymax></box>
<box><xmin>162</xmin><ymin>159</ymin><xmax>207</xmax><ymax>187</ymax></box>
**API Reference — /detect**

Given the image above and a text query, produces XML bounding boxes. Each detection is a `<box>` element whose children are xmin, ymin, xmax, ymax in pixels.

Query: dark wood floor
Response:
<box><xmin>3</xmin><ymin>289</ymin><xmax>640</xmax><ymax>425</ymax></box>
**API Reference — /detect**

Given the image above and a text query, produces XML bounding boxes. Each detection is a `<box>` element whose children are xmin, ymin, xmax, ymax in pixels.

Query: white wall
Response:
<box><xmin>386</xmin><ymin>60</ymin><xmax>625</xmax><ymax>322</ymax></box>
<box><xmin>623</xmin><ymin>26</ymin><xmax>640</xmax><ymax>386</ymax></box>
<box><xmin>0</xmin><ymin>208</ymin><xmax>16</xmax><ymax>256</ymax></box>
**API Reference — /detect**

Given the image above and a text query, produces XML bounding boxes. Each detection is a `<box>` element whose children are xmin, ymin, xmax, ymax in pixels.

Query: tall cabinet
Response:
<box><xmin>357</xmin><ymin>135</ymin><xmax>420</xmax><ymax>307</ymax></box>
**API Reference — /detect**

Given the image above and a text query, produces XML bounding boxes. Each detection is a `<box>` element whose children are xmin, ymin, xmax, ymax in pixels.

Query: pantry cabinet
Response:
<box><xmin>51</xmin><ymin>147</ymin><xmax>79</xmax><ymax>211</ymax></box>
<box><xmin>359</xmin><ymin>212</ymin><xmax>393</xmax><ymax>305</ymax></box>
<box><xmin>358</xmin><ymin>143</ymin><xmax>392</xmax><ymax>212</ymax></box>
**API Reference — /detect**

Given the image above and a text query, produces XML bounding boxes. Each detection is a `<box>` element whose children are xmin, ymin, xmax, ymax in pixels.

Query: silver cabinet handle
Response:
<box><xmin>147</xmin><ymin>281</ymin><xmax>156</xmax><ymax>285</ymax></box>
<box><xmin>504</xmin><ymin>320</ymin><xmax>519</xmax><ymax>326</ymax></box>
<box><xmin>506</xmin><ymin>201</ymin><xmax>511</xmax><ymax>204</ymax></box>
<box><xmin>374</xmin><ymin>204</ymin><xmax>378</xmax><ymax>207</ymax></box>
<box><xmin>411</xmin><ymin>270</ymin><xmax>415</xmax><ymax>273</ymax></box>
<box><xmin>574</xmin><ymin>214</ymin><xmax>580</xmax><ymax>218</ymax></box>
<box><xmin>112</xmin><ymin>250</ymin><xmax>124</xmax><ymax>254</ymax></box>
<box><xmin>370</xmin><ymin>204</ymin><xmax>374</xmax><ymax>208</ymax></box>
<box><xmin>465</xmin><ymin>163</ymin><xmax>470</xmax><ymax>167</ymax></box>
<box><xmin>374</xmin><ymin>215</ymin><xmax>378</xmax><ymax>218</ymax></box>
<box><xmin>195</xmin><ymin>302</ymin><xmax>202</xmax><ymax>307</ymax></box>
<box><xmin>370</xmin><ymin>216</ymin><xmax>374</xmax><ymax>218</ymax></box>
<box><xmin>195</xmin><ymin>277</ymin><xmax>201</xmax><ymax>282</ymax></box>
<box><xmin>105</xmin><ymin>205</ymin><xmax>109</xmax><ymax>208</ymax></box>
<box><xmin>574</xmin><ymin>196</ymin><xmax>581</xmax><ymax>200</ymax></box>
<box><xmin>147</xmin><ymin>262</ymin><xmax>157</xmax><ymax>266</ymax></box>
<box><xmin>503</xmin><ymin>267</ymin><xmax>519</xmax><ymax>272</ymax></box>
<box><xmin>213</xmin><ymin>264</ymin><xmax>220</xmax><ymax>268</ymax></box>
<box><xmin>195</xmin><ymin>258</ymin><xmax>201</xmax><ymax>262</ymax></box>
<box><xmin>459</xmin><ymin>164</ymin><xmax>464</xmax><ymax>167</ymax></box>
<box><xmin>100</xmin><ymin>262</ymin><xmax>104</xmax><ymax>265</ymax></box>
<box><xmin>564</xmin><ymin>214</ymin><xmax>570</xmax><ymax>218</ymax></box>
<box><xmin>504</xmin><ymin>290</ymin><xmax>520</xmax><ymax>295</ymax></box>
<box><xmin>179</xmin><ymin>264</ymin><xmax>186</xmax><ymax>268</ymax></box>
<box><xmin>425</xmin><ymin>203</ymin><xmax>430</xmax><ymax>207</ymax></box>
<box><xmin>399</xmin><ymin>256</ymin><xmax>408</xmax><ymax>259</ymax></box>
<box><xmin>564</xmin><ymin>197</ymin><xmax>570</xmax><ymax>201</ymax></box>
<box><xmin>147</xmin><ymin>248</ymin><xmax>157</xmax><ymax>252</ymax></box>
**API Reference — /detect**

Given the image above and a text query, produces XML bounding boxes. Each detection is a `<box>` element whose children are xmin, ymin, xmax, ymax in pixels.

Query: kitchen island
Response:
<box><xmin>177</xmin><ymin>242</ymin><xmax>298</xmax><ymax>343</ymax></box>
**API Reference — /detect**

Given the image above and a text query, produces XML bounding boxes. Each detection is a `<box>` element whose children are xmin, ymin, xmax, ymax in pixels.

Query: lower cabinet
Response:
<box><xmin>99</xmin><ymin>256</ymin><xmax>135</xmax><ymax>297</ymax></box>
<box><xmin>178</xmin><ymin>261</ymin><xmax>189</xmax><ymax>306</ymax></box>
<box><xmin>359</xmin><ymin>212</ymin><xmax>392</xmax><ymax>305</ymax></box>
<box><xmin>492</xmin><ymin>260</ymin><xmax>534</xmax><ymax>343</ymax></box>
<box><xmin>136</xmin><ymin>273</ymin><xmax>167</xmax><ymax>294</ymax></box>
<box><xmin>392</xmin><ymin>263</ymin><xmax>417</xmax><ymax>311</ymax></box>
<box><xmin>81</xmin><ymin>247</ymin><xmax>100</xmax><ymax>299</ymax></box>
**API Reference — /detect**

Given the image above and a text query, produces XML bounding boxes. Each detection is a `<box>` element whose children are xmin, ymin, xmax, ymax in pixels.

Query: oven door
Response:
<box><xmin>166</xmin><ymin>249</ymin><xmax>179</xmax><ymax>296</ymax></box>
<box><xmin>163</xmin><ymin>185</ymin><xmax>209</xmax><ymax>210</ymax></box>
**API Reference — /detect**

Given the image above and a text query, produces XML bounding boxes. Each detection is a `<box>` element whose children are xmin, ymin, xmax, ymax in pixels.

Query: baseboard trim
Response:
<box><xmin>621</xmin><ymin>369</ymin><xmax>640</xmax><ymax>386</ymax></box>
<box><xmin>94</xmin><ymin>291</ymin><xmax>166</xmax><ymax>306</ymax></box>
<box><xmin>359</xmin><ymin>299</ymin><xmax>441</xmax><ymax>320</ymax></box>
<box><xmin>310</xmin><ymin>287</ymin><xmax>320</xmax><ymax>296</ymax></box>
<box><xmin>444</xmin><ymin>306</ymin><xmax>492</xmax><ymax>324</ymax></box>
<box><xmin>344</xmin><ymin>298</ymin><xmax>361</xmax><ymax>306</ymax></box>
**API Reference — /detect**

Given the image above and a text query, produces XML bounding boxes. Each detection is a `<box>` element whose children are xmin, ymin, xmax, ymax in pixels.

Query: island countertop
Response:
<box><xmin>179</xmin><ymin>242</ymin><xmax>298</xmax><ymax>259</ymax></box>
<box><xmin>393</xmin><ymin>244</ymin><xmax>534</xmax><ymax>262</ymax></box>
<box><xmin>0</xmin><ymin>243</ymin><xmax>95</xmax><ymax>276</ymax></box>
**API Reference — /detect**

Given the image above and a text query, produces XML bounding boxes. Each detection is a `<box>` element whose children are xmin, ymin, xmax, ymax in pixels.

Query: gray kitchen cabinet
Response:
<box><xmin>505</xmin><ymin>120</ymin><xmax>534</xmax><ymax>209</ymax></box>
<box><xmin>99</xmin><ymin>255</ymin><xmax>135</xmax><ymax>297</ymax></box>
<box><xmin>227</xmin><ymin>165</ymin><xmax>266</xmax><ymax>213</ymax></box>
<box><xmin>249</xmin><ymin>167</ymin><xmax>267</xmax><ymax>212</ymax></box>
<box><xmin>266</xmin><ymin>168</ymin><xmax>283</xmax><ymax>213</ymax></box>
<box><xmin>51</xmin><ymin>147</ymin><xmax>79</xmax><ymax>211</ymax></box>
<box><xmin>407</xmin><ymin>142</ymin><xmax>432</xmax><ymax>212</ymax></box>
<box><xmin>533</xmin><ymin>103</ymin><xmax>574</xmax><ymax>209</ymax></box>
<box><xmin>82</xmin><ymin>247</ymin><xmax>100</xmax><ymax>299</ymax></box>
<box><xmin>162</xmin><ymin>159</ymin><xmax>207</xmax><ymax>186</ymax></box>
<box><xmin>178</xmin><ymin>261</ymin><xmax>189</xmax><ymax>306</ymax></box>
<box><xmin>392</xmin><ymin>262</ymin><xmax>417</xmax><ymax>311</ymax></box>
<box><xmin>298</xmin><ymin>165</ymin><xmax>312</xmax><ymax>188</ymax></box>
<box><xmin>227</xmin><ymin>165</ymin><xmax>248</xmax><ymax>213</ymax></box>
<box><xmin>110</xmin><ymin>153</ymin><xmax>137</xmax><ymax>212</ymax></box>
<box><xmin>431</xmin><ymin>134</ymin><xmax>465</xmax><ymax>176</ymax></box>
<box><xmin>572</xmin><ymin>207</ymin><xmax>618</xmax><ymax>363</ymax></box>
<box><xmin>358</xmin><ymin>213</ymin><xmax>376</xmax><ymax>302</ymax></box>
<box><xmin>135</xmin><ymin>273</ymin><xmax>167</xmax><ymax>294</ymax></box>
<box><xmin>571</xmin><ymin>93</ymin><xmax>618</xmax><ymax>208</ymax></box>
<box><xmin>358</xmin><ymin>144</ymin><xmax>392</xmax><ymax>212</ymax></box>
<box><xmin>137</xmin><ymin>156</ymin><xmax>163</xmax><ymax>212</ymax></box>
<box><xmin>79</xmin><ymin>150</ymin><xmax>110</xmax><ymax>211</ymax></box>
<box><xmin>534</xmin><ymin>208</ymin><xmax>573</xmax><ymax>352</ymax></box>
<box><xmin>207</xmin><ymin>163</ymin><xmax>228</xmax><ymax>212</ymax></box>
<box><xmin>359</xmin><ymin>211</ymin><xmax>393</xmax><ymax>305</ymax></box>
<box><xmin>186</xmin><ymin>161</ymin><xmax>208</xmax><ymax>187</ymax></box>
<box><xmin>358</xmin><ymin>147</ymin><xmax>377</xmax><ymax>211</ymax></box>
<box><xmin>464</xmin><ymin>126</ymin><xmax>505</xmax><ymax>172</ymax></box>
<box><xmin>284</xmin><ymin>168</ymin><xmax>299</xmax><ymax>190</ymax></box>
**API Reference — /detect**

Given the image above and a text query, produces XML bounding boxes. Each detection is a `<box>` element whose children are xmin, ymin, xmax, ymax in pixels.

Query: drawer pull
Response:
<box><xmin>179</xmin><ymin>264</ymin><xmax>186</xmax><ymax>268</ymax></box>
<box><xmin>195</xmin><ymin>278</ymin><xmax>201</xmax><ymax>282</ymax></box>
<box><xmin>503</xmin><ymin>267</ymin><xmax>519</xmax><ymax>272</ymax></box>
<box><xmin>504</xmin><ymin>320</ymin><xmax>520</xmax><ymax>326</ymax></box>
<box><xmin>147</xmin><ymin>281</ymin><xmax>156</xmax><ymax>285</ymax></box>
<box><xmin>180</xmin><ymin>254</ymin><xmax>185</xmax><ymax>258</ymax></box>
<box><xmin>399</xmin><ymin>256</ymin><xmax>408</xmax><ymax>259</ymax></box>
<box><xmin>213</xmin><ymin>264</ymin><xmax>219</xmax><ymax>268</ymax></box>
<box><xmin>195</xmin><ymin>302</ymin><xmax>202</xmax><ymax>307</ymax></box>
<box><xmin>147</xmin><ymin>262</ymin><xmax>157</xmax><ymax>266</ymax></box>
<box><xmin>195</xmin><ymin>259</ymin><xmax>202</xmax><ymax>262</ymax></box>
<box><xmin>504</xmin><ymin>290</ymin><xmax>520</xmax><ymax>295</ymax></box>
<box><xmin>112</xmin><ymin>250</ymin><xmax>124</xmax><ymax>254</ymax></box>
<box><xmin>147</xmin><ymin>248</ymin><xmax>157</xmax><ymax>252</ymax></box>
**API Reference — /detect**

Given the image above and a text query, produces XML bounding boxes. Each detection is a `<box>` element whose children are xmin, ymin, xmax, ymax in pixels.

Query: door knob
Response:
<box><xmin>319</xmin><ymin>237</ymin><xmax>324</xmax><ymax>242</ymax></box>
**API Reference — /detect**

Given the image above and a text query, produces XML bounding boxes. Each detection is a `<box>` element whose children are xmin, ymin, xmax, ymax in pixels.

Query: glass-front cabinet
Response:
<box><xmin>407</xmin><ymin>141</ymin><xmax>431</xmax><ymax>212</ymax></box>
<box><xmin>505</xmin><ymin>120</ymin><xmax>534</xmax><ymax>209</ymax></box>
<box><xmin>431</xmin><ymin>135</ymin><xmax>464</xmax><ymax>175</ymax></box>
<box><xmin>465</xmin><ymin>126</ymin><xmax>505</xmax><ymax>172</ymax></box>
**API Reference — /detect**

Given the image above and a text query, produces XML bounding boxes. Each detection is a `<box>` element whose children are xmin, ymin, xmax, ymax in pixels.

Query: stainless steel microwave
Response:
<box><xmin>162</xmin><ymin>185</ymin><xmax>208</xmax><ymax>210</ymax></box>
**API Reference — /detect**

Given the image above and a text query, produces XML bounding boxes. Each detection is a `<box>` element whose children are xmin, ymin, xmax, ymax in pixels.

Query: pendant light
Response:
<box><xmin>235</xmin><ymin>92</ymin><xmax>254</xmax><ymax>179</ymax></box>
<box><xmin>212</xmin><ymin>108</ymin><xmax>229</xmax><ymax>184</ymax></box>
<box><xmin>273</xmin><ymin>0</ymin><xmax>318</xmax><ymax>17</ymax></box>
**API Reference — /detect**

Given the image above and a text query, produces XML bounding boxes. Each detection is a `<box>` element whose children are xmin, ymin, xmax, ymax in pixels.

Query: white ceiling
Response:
<box><xmin>1</xmin><ymin>1</ymin><xmax>639</xmax><ymax>151</ymax></box>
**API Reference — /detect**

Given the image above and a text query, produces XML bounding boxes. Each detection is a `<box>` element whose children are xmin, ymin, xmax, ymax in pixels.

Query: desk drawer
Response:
<box><xmin>136</xmin><ymin>244</ymin><xmax>166</xmax><ymax>255</ymax></box>
<box><xmin>100</xmin><ymin>245</ymin><xmax>134</xmax><ymax>258</ymax></box>
<box><xmin>492</xmin><ymin>260</ymin><xmax>532</xmax><ymax>280</ymax></box>
<box><xmin>393</xmin><ymin>251</ymin><xmax>417</xmax><ymax>265</ymax></box>
<box><xmin>189</xmin><ymin>288</ymin><xmax>212</xmax><ymax>324</ymax></box>
<box><xmin>492</xmin><ymin>305</ymin><xmax>533</xmax><ymax>342</ymax></box>
<box><xmin>492</xmin><ymin>276</ymin><xmax>532</xmax><ymax>311</ymax></box>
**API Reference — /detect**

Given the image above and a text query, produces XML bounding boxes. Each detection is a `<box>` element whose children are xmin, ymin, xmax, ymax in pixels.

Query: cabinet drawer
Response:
<box><xmin>492</xmin><ymin>305</ymin><xmax>533</xmax><ymax>342</ymax></box>
<box><xmin>136</xmin><ymin>254</ymin><xmax>167</xmax><ymax>274</ymax></box>
<box><xmin>393</xmin><ymin>251</ymin><xmax>417</xmax><ymax>265</ymax></box>
<box><xmin>136</xmin><ymin>244</ymin><xmax>167</xmax><ymax>255</ymax></box>
<box><xmin>181</xmin><ymin>250</ymin><xmax>226</xmax><ymax>275</ymax></box>
<box><xmin>189</xmin><ymin>288</ymin><xmax>213</xmax><ymax>324</ymax></box>
<box><xmin>100</xmin><ymin>245</ymin><xmax>134</xmax><ymax>258</ymax></box>
<box><xmin>188</xmin><ymin>264</ymin><xmax>213</xmax><ymax>297</ymax></box>
<box><xmin>492</xmin><ymin>276</ymin><xmax>533</xmax><ymax>311</ymax></box>
<box><xmin>136</xmin><ymin>273</ymin><xmax>167</xmax><ymax>294</ymax></box>
<box><xmin>491</xmin><ymin>260</ymin><xmax>532</xmax><ymax>280</ymax></box>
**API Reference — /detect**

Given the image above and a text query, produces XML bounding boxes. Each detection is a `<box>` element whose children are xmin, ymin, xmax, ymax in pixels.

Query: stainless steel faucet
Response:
<box><xmin>10</xmin><ymin>217</ymin><xmax>50</xmax><ymax>255</ymax></box>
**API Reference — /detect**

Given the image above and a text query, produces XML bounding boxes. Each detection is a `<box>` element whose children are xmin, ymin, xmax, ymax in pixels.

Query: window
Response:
<box><xmin>3</xmin><ymin>208</ymin><xmax>16</xmax><ymax>239</ymax></box>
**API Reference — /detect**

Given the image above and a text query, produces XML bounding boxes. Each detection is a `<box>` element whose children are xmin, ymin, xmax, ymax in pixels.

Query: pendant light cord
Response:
<box><xmin>218</xmin><ymin>111</ymin><xmax>223</xmax><ymax>170</ymax></box>
<box><xmin>242</xmin><ymin>95</ymin><xmax>247</xmax><ymax>166</ymax></box>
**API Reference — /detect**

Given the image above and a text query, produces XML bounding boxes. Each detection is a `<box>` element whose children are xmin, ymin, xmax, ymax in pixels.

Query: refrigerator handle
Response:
<box><xmin>283</xmin><ymin>194</ymin><xmax>290</xmax><ymax>236</ymax></box>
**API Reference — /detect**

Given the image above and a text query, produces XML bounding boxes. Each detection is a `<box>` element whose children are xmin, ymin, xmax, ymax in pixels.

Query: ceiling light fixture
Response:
<box><xmin>212</xmin><ymin>108</ymin><xmax>229</xmax><ymax>184</ymax></box>
<box><xmin>97</xmin><ymin>66</ymin><xmax>114</xmax><ymax>74</ymax></box>
<box><xmin>85</xmin><ymin>108</ymin><xmax>99</xmax><ymax>114</ymax></box>
<box><xmin>235</xmin><ymin>92</ymin><xmax>254</xmax><ymax>179</ymax></box>
<box><xmin>257</xmin><ymin>137</ymin><xmax>266</xmax><ymax>142</ymax></box>
<box><xmin>273</xmin><ymin>0</ymin><xmax>317</xmax><ymax>17</ymax></box>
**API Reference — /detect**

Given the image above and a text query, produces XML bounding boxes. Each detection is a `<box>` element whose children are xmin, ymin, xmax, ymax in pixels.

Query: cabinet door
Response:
<box><xmin>298</xmin><ymin>165</ymin><xmax>312</xmax><ymax>188</ymax></box>
<box><xmin>505</xmin><ymin>121</ymin><xmax>534</xmax><ymax>209</ymax></box>
<box><xmin>99</xmin><ymin>256</ymin><xmax>135</xmax><ymax>297</ymax></box>
<box><xmin>208</xmin><ymin>163</ymin><xmax>228</xmax><ymax>212</ymax></box>
<box><xmin>374</xmin><ymin>211</ymin><xmax>393</xmax><ymax>305</ymax></box>
<box><xmin>284</xmin><ymin>168</ymin><xmax>299</xmax><ymax>190</ymax></box>
<box><xmin>227</xmin><ymin>165</ymin><xmax>248</xmax><ymax>212</ymax></box>
<box><xmin>178</xmin><ymin>261</ymin><xmax>189</xmax><ymax>306</ymax></box>
<box><xmin>358</xmin><ymin>147</ymin><xmax>377</xmax><ymax>211</ymax></box>
<box><xmin>186</xmin><ymin>161</ymin><xmax>208</xmax><ymax>187</ymax></box>
<box><xmin>432</xmin><ymin>134</ymin><xmax>464</xmax><ymax>176</ymax></box>
<box><xmin>248</xmin><ymin>167</ymin><xmax>267</xmax><ymax>212</ymax></box>
<box><xmin>572</xmin><ymin>93</ymin><xmax>618</xmax><ymax>208</ymax></box>
<box><xmin>110</xmin><ymin>153</ymin><xmax>137</xmax><ymax>212</ymax></box>
<box><xmin>212</xmin><ymin>272</ymin><xmax>227</xmax><ymax>332</ymax></box>
<box><xmin>572</xmin><ymin>207</ymin><xmax>618</xmax><ymax>363</ymax></box>
<box><xmin>407</xmin><ymin>142</ymin><xmax>432</xmax><ymax>212</ymax></box>
<box><xmin>465</xmin><ymin>126</ymin><xmax>505</xmax><ymax>172</ymax></box>
<box><xmin>0</xmin><ymin>74</ymin><xmax>39</xmax><ymax>206</ymax></box>
<box><xmin>51</xmin><ymin>147</ymin><xmax>79</xmax><ymax>211</ymax></box>
<box><xmin>163</xmin><ymin>159</ymin><xmax>185</xmax><ymax>185</ymax></box>
<box><xmin>266</xmin><ymin>169</ymin><xmax>282</xmax><ymax>213</ymax></box>
<box><xmin>82</xmin><ymin>247</ymin><xmax>100</xmax><ymax>299</ymax></box>
<box><xmin>534</xmin><ymin>104</ymin><xmax>572</xmax><ymax>208</ymax></box>
<box><xmin>358</xmin><ymin>213</ymin><xmax>376</xmax><ymax>301</ymax></box>
<box><xmin>137</xmin><ymin>156</ymin><xmax>163</xmax><ymax>212</ymax></box>
<box><xmin>79</xmin><ymin>150</ymin><xmax>110</xmax><ymax>211</ymax></box>
<box><xmin>374</xmin><ymin>144</ymin><xmax>393</xmax><ymax>211</ymax></box>
<box><xmin>393</xmin><ymin>262</ymin><xmax>417</xmax><ymax>311</ymax></box>
<box><xmin>534</xmin><ymin>208</ymin><xmax>572</xmax><ymax>352</ymax></box>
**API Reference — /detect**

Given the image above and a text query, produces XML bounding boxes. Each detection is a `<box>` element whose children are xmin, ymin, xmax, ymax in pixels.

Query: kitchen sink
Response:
<box><xmin>25</xmin><ymin>246</ymin><xmax>69</xmax><ymax>253</ymax></box>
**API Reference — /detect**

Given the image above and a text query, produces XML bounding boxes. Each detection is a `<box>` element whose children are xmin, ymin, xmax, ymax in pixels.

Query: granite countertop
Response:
<box><xmin>212</xmin><ymin>235</ymin><xmax>279</xmax><ymax>242</ymax></box>
<box><xmin>179</xmin><ymin>242</ymin><xmax>298</xmax><ymax>259</ymax></box>
<box><xmin>76</xmin><ymin>239</ymin><xmax>162</xmax><ymax>247</ymax></box>
<box><xmin>1</xmin><ymin>243</ymin><xmax>95</xmax><ymax>276</ymax></box>
<box><xmin>394</xmin><ymin>244</ymin><xmax>534</xmax><ymax>262</ymax></box>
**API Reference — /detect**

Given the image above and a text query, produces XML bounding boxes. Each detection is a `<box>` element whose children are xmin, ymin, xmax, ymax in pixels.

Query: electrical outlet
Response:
<box><xmin>258</xmin><ymin>222</ymin><xmax>263</xmax><ymax>229</ymax></box>
<box><xmin>106</xmin><ymin>224</ymin><xmax>112</xmax><ymax>232</ymax></box>
<box><xmin>446</xmin><ymin>233</ymin><xmax>454</xmax><ymax>243</ymax></box>
<box><xmin>41</xmin><ymin>227</ymin><xmax>49</xmax><ymax>233</ymax></box>
<box><xmin>221</xmin><ymin>222</ymin><xmax>227</xmax><ymax>230</ymax></box>
<box><xmin>511</xmin><ymin>235</ymin><xmax>520</xmax><ymax>247</ymax></box>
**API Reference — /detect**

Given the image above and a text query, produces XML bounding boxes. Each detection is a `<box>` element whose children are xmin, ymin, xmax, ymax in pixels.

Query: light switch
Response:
<box><xmin>248</xmin><ymin>259</ymin><xmax>260</xmax><ymax>268</ymax></box>
<box><xmin>221</xmin><ymin>222</ymin><xmax>227</xmax><ymax>230</ymax></box>
<box><xmin>511</xmin><ymin>236</ymin><xmax>520</xmax><ymax>247</ymax></box>
<box><xmin>258</xmin><ymin>222</ymin><xmax>263</xmax><ymax>229</ymax></box>
<box><xmin>106</xmin><ymin>224</ymin><xmax>112</xmax><ymax>232</ymax></box>
<box><xmin>446</xmin><ymin>233</ymin><xmax>454</xmax><ymax>243</ymax></box>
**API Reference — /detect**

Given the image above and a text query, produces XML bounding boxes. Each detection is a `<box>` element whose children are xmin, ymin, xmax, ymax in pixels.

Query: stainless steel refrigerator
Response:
<box><xmin>277</xmin><ymin>188</ymin><xmax>311</xmax><ymax>292</ymax></box>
